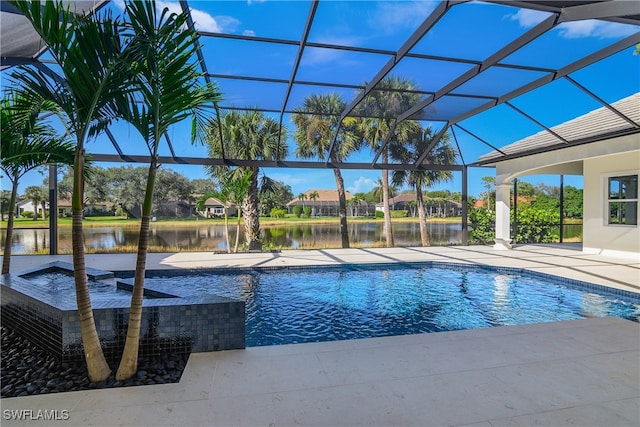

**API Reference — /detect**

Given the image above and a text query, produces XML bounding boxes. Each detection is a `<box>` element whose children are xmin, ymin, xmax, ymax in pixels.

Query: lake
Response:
<box><xmin>1</xmin><ymin>221</ymin><xmax>582</xmax><ymax>254</ymax></box>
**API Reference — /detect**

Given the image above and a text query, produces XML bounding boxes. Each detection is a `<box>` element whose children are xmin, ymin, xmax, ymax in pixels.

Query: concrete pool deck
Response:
<box><xmin>1</xmin><ymin>244</ymin><xmax>639</xmax><ymax>426</ymax></box>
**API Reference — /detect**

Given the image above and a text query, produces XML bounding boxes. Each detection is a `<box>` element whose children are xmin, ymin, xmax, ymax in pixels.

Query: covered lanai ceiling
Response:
<box><xmin>1</xmin><ymin>0</ymin><xmax>639</xmax><ymax>172</ymax></box>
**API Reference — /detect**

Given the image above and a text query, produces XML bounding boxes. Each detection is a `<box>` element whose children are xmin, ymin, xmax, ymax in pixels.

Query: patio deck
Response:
<box><xmin>1</xmin><ymin>245</ymin><xmax>639</xmax><ymax>426</ymax></box>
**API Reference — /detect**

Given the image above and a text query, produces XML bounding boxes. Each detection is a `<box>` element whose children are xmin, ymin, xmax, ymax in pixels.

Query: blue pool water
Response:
<box><xmin>24</xmin><ymin>272</ymin><xmax>136</xmax><ymax>303</ymax></box>
<box><xmin>146</xmin><ymin>265</ymin><xmax>640</xmax><ymax>347</ymax></box>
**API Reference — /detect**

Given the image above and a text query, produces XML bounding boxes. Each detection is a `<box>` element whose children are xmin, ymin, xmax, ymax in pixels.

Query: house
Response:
<box><xmin>287</xmin><ymin>189</ymin><xmax>374</xmax><ymax>217</ymax></box>
<box><xmin>376</xmin><ymin>193</ymin><xmax>463</xmax><ymax>217</ymax></box>
<box><xmin>15</xmin><ymin>199</ymin><xmax>44</xmax><ymax>218</ymax></box>
<box><xmin>198</xmin><ymin>197</ymin><xmax>238</xmax><ymax>218</ymax></box>
<box><xmin>477</xmin><ymin>92</ymin><xmax>639</xmax><ymax>260</ymax></box>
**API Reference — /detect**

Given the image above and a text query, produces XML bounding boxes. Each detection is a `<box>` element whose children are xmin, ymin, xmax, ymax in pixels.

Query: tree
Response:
<box><xmin>481</xmin><ymin>176</ymin><xmax>495</xmax><ymax>211</ymax></box>
<box><xmin>372</xmin><ymin>178</ymin><xmax>397</xmax><ymax>203</ymax></box>
<box><xmin>9</xmin><ymin>0</ymin><xmax>132</xmax><ymax>381</ymax></box>
<box><xmin>392</xmin><ymin>126</ymin><xmax>457</xmax><ymax>246</ymax></box>
<box><xmin>197</xmin><ymin>169</ymin><xmax>252</xmax><ymax>253</ymax></box>
<box><xmin>1</xmin><ymin>92</ymin><xmax>75</xmax><ymax>274</ymax></box>
<box><xmin>292</xmin><ymin>93</ymin><xmax>361</xmax><ymax>248</ymax></box>
<box><xmin>308</xmin><ymin>190</ymin><xmax>319</xmax><ymax>216</ymax></box>
<box><xmin>0</xmin><ymin>191</ymin><xmax>11</xmax><ymax>221</ymax></box>
<box><xmin>357</xmin><ymin>76</ymin><xmax>421</xmax><ymax>247</ymax></box>
<box><xmin>259</xmin><ymin>179</ymin><xmax>293</xmax><ymax>215</ymax></box>
<box><xmin>191</xmin><ymin>178</ymin><xmax>215</xmax><ymax>196</ymax></box>
<box><xmin>153</xmin><ymin>169</ymin><xmax>193</xmax><ymax>216</ymax></box>
<box><xmin>115</xmin><ymin>0</ymin><xmax>221</xmax><ymax>381</ymax></box>
<box><xmin>109</xmin><ymin>166</ymin><xmax>148</xmax><ymax>217</ymax></box>
<box><xmin>297</xmin><ymin>192</ymin><xmax>307</xmax><ymax>208</ymax></box>
<box><xmin>207</xmin><ymin>110</ymin><xmax>288</xmax><ymax>250</ymax></box>
<box><xmin>23</xmin><ymin>186</ymin><xmax>48</xmax><ymax>220</ymax></box>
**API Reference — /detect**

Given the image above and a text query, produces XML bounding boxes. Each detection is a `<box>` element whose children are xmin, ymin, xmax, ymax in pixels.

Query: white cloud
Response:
<box><xmin>347</xmin><ymin>176</ymin><xmax>376</xmax><ymax>194</ymax></box>
<box><xmin>508</xmin><ymin>8</ymin><xmax>638</xmax><ymax>40</ymax></box>
<box><xmin>243</xmin><ymin>30</ymin><xmax>256</xmax><ymax>37</ymax></box>
<box><xmin>153</xmin><ymin>1</ymin><xmax>241</xmax><ymax>34</ymax></box>
<box><xmin>370</xmin><ymin>1</ymin><xmax>439</xmax><ymax>35</ymax></box>
<box><xmin>557</xmin><ymin>20</ymin><xmax>638</xmax><ymax>39</ymax></box>
<box><xmin>508</xmin><ymin>9</ymin><xmax>551</xmax><ymax>28</ymax></box>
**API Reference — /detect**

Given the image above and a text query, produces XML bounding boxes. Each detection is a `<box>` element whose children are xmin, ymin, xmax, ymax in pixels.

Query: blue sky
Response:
<box><xmin>3</xmin><ymin>0</ymin><xmax>639</xmax><ymax>199</ymax></box>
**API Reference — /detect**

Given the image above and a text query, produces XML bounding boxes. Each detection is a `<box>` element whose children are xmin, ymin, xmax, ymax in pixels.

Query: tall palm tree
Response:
<box><xmin>392</xmin><ymin>126</ymin><xmax>457</xmax><ymax>246</ymax></box>
<box><xmin>206</xmin><ymin>110</ymin><xmax>287</xmax><ymax>251</ymax></box>
<box><xmin>8</xmin><ymin>0</ymin><xmax>130</xmax><ymax>381</ymax></box>
<box><xmin>1</xmin><ymin>93</ymin><xmax>75</xmax><ymax>274</ymax></box>
<box><xmin>292</xmin><ymin>93</ymin><xmax>361</xmax><ymax>248</ymax></box>
<box><xmin>357</xmin><ymin>76</ymin><xmax>421</xmax><ymax>247</ymax></box>
<box><xmin>115</xmin><ymin>0</ymin><xmax>221</xmax><ymax>381</ymax></box>
<box><xmin>308</xmin><ymin>190</ymin><xmax>319</xmax><ymax>216</ymax></box>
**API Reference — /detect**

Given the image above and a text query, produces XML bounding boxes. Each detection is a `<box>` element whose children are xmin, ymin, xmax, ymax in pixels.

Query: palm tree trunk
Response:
<box><xmin>2</xmin><ymin>179</ymin><xmax>19</xmax><ymax>274</ymax></box>
<box><xmin>242</xmin><ymin>167</ymin><xmax>262</xmax><ymax>251</ymax></box>
<box><xmin>234</xmin><ymin>210</ymin><xmax>241</xmax><ymax>253</ymax></box>
<box><xmin>116</xmin><ymin>162</ymin><xmax>157</xmax><ymax>380</ymax></box>
<box><xmin>381</xmin><ymin>149</ymin><xmax>394</xmax><ymax>247</ymax></box>
<box><xmin>224</xmin><ymin>208</ymin><xmax>231</xmax><ymax>253</ymax></box>
<box><xmin>333</xmin><ymin>168</ymin><xmax>350</xmax><ymax>248</ymax></box>
<box><xmin>72</xmin><ymin>150</ymin><xmax>111</xmax><ymax>382</ymax></box>
<box><xmin>416</xmin><ymin>184</ymin><xmax>430</xmax><ymax>246</ymax></box>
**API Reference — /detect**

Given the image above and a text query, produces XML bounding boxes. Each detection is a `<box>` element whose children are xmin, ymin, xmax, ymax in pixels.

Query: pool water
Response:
<box><xmin>146</xmin><ymin>265</ymin><xmax>640</xmax><ymax>347</ymax></box>
<box><xmin>25</xmin><ymin>272</ymin><xmax>136</xmax><ymax>303</ymax></box>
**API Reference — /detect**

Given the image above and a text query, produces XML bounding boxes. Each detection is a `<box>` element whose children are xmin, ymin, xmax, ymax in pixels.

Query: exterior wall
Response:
<box><xmin>583</xmin><ymin>151</ymin><xmax>639</xmax><ymax>260</ymax></box>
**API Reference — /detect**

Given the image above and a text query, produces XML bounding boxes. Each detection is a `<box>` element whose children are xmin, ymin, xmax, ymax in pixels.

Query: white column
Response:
<box><xmin>493</xmin><ymin>182</ymin><xmax>512</xmax><ymax>250</ymax></box>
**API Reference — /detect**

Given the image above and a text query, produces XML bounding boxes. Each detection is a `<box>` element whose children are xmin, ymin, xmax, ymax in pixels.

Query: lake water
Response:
<box><xmin>1</xmin><ymin>221</ymin><xmax>582</xmax><ymax>254</ymax></box>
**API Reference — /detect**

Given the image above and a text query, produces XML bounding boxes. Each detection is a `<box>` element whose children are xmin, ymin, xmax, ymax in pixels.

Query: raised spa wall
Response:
<box><xmin>0</xmin><ymin>262</ymin><xmax>245</xmax><ymax>361</ymax></box>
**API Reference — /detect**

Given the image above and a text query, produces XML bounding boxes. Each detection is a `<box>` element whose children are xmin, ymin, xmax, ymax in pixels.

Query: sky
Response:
<box><xmin>3</xmin><ymin>0</ymin><xmax>639</xmax><ymax>200</ymax></box>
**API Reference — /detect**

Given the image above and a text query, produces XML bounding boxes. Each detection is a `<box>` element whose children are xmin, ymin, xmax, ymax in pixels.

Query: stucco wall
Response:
<box><xmin>583</xmin><ymin>151</ymin><xmax>639</xmax><ymax>260</ymax></box>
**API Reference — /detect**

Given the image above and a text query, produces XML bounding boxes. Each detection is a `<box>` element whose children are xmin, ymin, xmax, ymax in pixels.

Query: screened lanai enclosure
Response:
<box><xmin>2</xmin><ymin>0</ymin><xmax>639</xmax><ymax>251</ymax></box>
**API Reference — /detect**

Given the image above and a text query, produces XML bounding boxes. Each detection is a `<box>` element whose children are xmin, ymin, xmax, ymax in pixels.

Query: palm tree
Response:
<box><xmin>392</xmin><ymin>126</ymin><xmax>457</xmax><ymax>246</ymax></box>
<box><xmin>197</xmin><ymin>170</ymin><xmax>252</xmax><ymax>254</ymax></box>
<box><xmin>115</xmin><ymin>0</ymin><xmax>221</xmax><ymax>381</ymax></box>
<box><xmin>357</xmin><ymin>76</ymin><xmax>421</xmax><ymax>247</ymax></box>
<box><xmin>292</xmin><ymin>93</ymin><xmax>361</xmax><ymax>248</ymax></box>
<box><xmin>297</xmin><ymin>192</ymin><xmax>307</xmax><ymax>208</ymax></box>
<box><xmin>308</xmin><ymin>190</ymin><xmax>319</xmax><ymax>215</ymax></box>
<box><xmin>1</xmin><ymin>93</ymin><xmax>75</xmax><ymax>274</ymax></box>
<box><xmin>9</xmin><ymin>0</ymin><xmax>132</xmax><ymax>381</ymax></box>
<box><xmin>23</xmin><ymin>186</ymin><xmax>48</xmax><ymax>220</ymax></box>
<box><xmin>206</xmin><ymin>110</ymin><xmax>287</xmax><ymax>251</ymax></box>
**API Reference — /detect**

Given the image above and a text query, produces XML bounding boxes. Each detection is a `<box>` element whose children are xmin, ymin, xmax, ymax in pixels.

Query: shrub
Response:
<box><xmin>390</xmin><ymin>210</ymin><xmax>408</xmax><ymax>218</ymax></box>
<box><xmin>468</xmin><ymin>207</ymin><xmax>561</xmax><ymax>245</ymax></box>
<box><xmin>515</xmin><ymin>207</ymin><xmax>559</xmax><ymax>243</ymax></box>
<box><xmin>270</xmin><ymin>208</ymin><xmax>286</xmax><ymax>218</ymax></box>
<box><xmin>21</xmin><ymin>211</ymin><xmax>34</xmax><ymax>218</ymax></box>
<box><xmin>469</xmin><ymin>208</ymin><xmax>495</xmax><ymax>244</ymax></box>
<box><xmin>303</xmin><ymin>206</ymin><xmax>311</xmax><ymax>218</ymax></box>
<box><xmin>293</xmin><ymin>206</ymin><xmax>303</xmax><ymax>218</ymax></box>
<box><xmin>375</xmin><ymin>210</ymin><xmax>383</xmax><ymax>219</ymax></box>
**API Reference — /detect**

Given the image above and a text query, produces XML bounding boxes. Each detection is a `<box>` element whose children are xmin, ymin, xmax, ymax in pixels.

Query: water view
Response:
<box><xmin>2</xmin><ymin>221</ymin><xmax>583</xmax><ymax>255</ymax></box>
<box><xmin>4</xmin><ymin>222</ymin><xmax>464</xmax><ymax>254</ymax></box>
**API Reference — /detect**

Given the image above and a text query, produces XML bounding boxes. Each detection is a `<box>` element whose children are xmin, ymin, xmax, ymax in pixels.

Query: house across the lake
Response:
<box><xmin>375</xmin><ymin>193</ymin><xmax>462</xmax><ymax>217</ymax></box>
<box><xmin>198</xmin><ymin>197</ymin><xmax>238</xmax><ymax>218</ymax></box>
<box><xmin>287</xmin><ymin>189</ymin><xmax>375</xmax><ymax>217</ymax></box>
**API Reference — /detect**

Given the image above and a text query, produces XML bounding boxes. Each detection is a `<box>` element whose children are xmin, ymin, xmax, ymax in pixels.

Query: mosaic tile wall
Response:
<box><xmin>1</xmin><ymin>262</ymin><xmax>245</xmax><ymax>361</ymax></box>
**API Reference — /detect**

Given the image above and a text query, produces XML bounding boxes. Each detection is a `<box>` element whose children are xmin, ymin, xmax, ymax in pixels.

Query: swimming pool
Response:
<box><xmin>142</xmin><ymin>263</ymin><xmax>640</xmax><ymax>347</ymax></box>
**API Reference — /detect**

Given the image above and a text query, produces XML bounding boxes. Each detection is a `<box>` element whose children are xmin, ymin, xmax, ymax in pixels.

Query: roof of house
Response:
<box><xmin>477</xmin><ymin>92</ymin><xmax>640</xmax><ymax>164</ymax></box>
<box><xmin>287</xmin><ymin>189</ymin><xmax>354</xmax><ymax>206</ymax></box>
<box><xmin>202</xmin><ymin>198</ymin><xmax>236</xmax><ymax>208</ymax></box>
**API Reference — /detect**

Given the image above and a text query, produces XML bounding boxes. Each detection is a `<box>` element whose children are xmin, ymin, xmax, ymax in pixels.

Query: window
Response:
<box><xmin>607</xmin><ymin>175</ymin><xmax>638</xmax><ymax>226</ymax></box>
